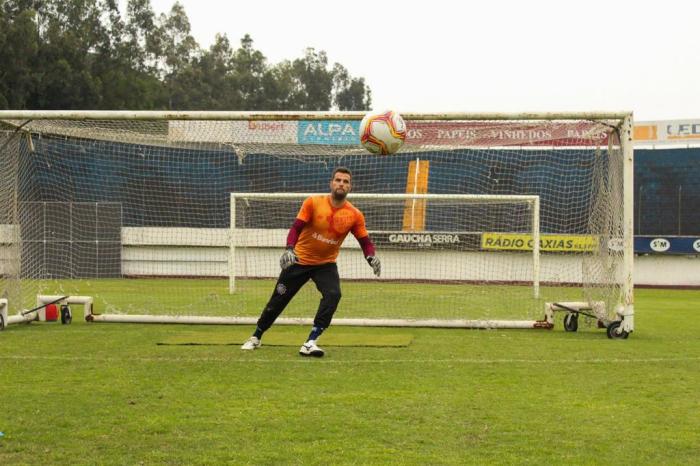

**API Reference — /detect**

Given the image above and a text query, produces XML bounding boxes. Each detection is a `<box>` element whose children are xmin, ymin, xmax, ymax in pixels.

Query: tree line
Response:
<box><xmin>0</xmin><ymin>0</ymin><xmax>372</xmax><ymax>110</ymax></box>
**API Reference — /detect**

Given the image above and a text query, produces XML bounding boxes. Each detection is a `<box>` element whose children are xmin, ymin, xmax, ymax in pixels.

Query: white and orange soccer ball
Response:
<box><xmin>359</xmin><ymin>110</ymin><xmax>406</xmax><ymax>155</ymax></box>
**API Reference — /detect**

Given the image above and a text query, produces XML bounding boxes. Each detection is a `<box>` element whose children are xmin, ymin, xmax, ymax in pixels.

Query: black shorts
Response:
<box><xmin>257</xmin><ymin>262</ymin><xmax>342</xmax><ymax>330</ymax></box>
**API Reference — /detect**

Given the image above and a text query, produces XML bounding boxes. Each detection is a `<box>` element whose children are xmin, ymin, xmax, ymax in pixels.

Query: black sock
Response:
<box><xmin>253</xmin><ymin>327</ymin><xmax>264</xmax><ymax>339</ymax></box>
<box><xmin>307</xmin><ymin>326</ymin><xmax>325</xmax><ymax>342</ymax></box>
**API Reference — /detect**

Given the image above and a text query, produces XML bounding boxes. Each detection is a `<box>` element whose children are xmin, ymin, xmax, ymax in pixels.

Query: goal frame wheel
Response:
<box><xmin>606</xmin><ymin>320</ymin><xmax>629</xmax><ymax>339</ymax></box>
<box><xmin>563</xmin><ymin>312</ymin><xmax>579</xmax><ymax>332</ymax></box>
<box><xmin>60</xmin><ymin>305</ymin><xmax>73</xmax><ymax>325</ymax></box>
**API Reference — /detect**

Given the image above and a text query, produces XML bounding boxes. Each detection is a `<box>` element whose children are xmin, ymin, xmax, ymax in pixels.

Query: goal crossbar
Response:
<box><xmin>0</xmin><ymin>110</ymin><xmax>631</xmax><ymax>122</ymax></box>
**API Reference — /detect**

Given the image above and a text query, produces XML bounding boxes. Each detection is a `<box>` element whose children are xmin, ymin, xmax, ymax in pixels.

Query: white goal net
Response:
<box><xmin>0</xmin><ymin>111</ymin><xmax>634</xmax><ymax>331</ymax></box>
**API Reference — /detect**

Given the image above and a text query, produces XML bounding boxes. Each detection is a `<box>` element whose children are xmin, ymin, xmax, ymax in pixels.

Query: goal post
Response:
<box><xmin>0</xmin><ymin>110</ymin><xmax>633</xmax><ymax>334</ymax></box>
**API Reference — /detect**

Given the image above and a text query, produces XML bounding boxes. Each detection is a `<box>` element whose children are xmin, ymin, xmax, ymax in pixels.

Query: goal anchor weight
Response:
<box><xmin>21</xmin><ymin>295</ymin><xmax>69</xmax><ymax>317</ymax></box>
<box><xmin>0</xmin><ymin>296</ymin><xmax>72</xmax><ymax>329</ymax></box>
<box><xmin>34</xmin><ymin>295</ymin><xmax>93</xmax><ymax>323</ymax></box>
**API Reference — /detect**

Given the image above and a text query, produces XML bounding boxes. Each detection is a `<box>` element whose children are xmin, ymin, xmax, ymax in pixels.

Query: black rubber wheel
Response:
<box><xmin>563</xmin><ymin>312</ymin><xmax>579</xmax><ymax>332</ymax></box>
<box><xmin>60</xmin><ymin>305</ymin><xmax>72</xmax><ymax>325</ymax></box>
<box><xmin>0</xmin><ymin>313</ymin><xmax>5</xmax><ymax>330</ymax></box>
<box><xmin>606</xmin><ymin>321</ymin><xmax>629</xmax><ymax>339</ymax></box>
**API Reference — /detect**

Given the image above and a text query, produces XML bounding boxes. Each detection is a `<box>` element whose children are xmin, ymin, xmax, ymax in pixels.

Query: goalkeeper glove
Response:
<box><xmin>280</xmin><ymin>247</ymin><xmax>297</xmax><ymax>270</ymax></box>
<box><xmin>366</xmin><ymin>255</ymin><xmax>381</xmax><ymax>277</ymax></box>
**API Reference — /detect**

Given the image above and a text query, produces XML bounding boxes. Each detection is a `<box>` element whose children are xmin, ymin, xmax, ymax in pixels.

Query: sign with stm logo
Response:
<box><xmin>634</xmin><ymin>236</ymin><xmax>700</xmax><ymax>254</ymax></box>
<box><xmin>370</xmin><ymin>232</ymin><xmax>480</xmax><ymax>250</ymax></box>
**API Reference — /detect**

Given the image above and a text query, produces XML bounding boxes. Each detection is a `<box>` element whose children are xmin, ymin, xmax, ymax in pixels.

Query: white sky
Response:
<box><xmin>146</xmin><ymin>0</ymin><xmax>700</xmax><ymax>121</ymax></box>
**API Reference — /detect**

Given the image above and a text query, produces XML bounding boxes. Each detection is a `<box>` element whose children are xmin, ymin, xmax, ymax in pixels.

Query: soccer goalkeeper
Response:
<box><xmin>241</xmin><ymin>167</ymin><xmax>381</xmax><ymax>357</ymax></box>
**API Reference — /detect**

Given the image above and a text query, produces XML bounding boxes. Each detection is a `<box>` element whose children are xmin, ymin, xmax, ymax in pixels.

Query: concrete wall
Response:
<box><xmin>2</xmin><ymin>225</ymin><xmax>699</xmax><ymax>287</ymax></box>
<box><xmin>122</xmin><ymin>227</ymin><xmax>700</xmax><ymax>287</ymax></box>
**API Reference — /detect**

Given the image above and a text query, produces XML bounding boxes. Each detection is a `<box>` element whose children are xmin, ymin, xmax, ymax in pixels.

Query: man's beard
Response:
<box><xmin>332</xmin><ymin>189</ymin><xmax>347</xmax><ymax>202</ymax></box>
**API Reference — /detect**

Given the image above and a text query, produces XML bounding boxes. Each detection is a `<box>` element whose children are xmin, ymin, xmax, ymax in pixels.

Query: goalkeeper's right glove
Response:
<box><xmin>280</xmin><ymin>247</ymin><xmax>297</xmax><ymax>270</ymax></box>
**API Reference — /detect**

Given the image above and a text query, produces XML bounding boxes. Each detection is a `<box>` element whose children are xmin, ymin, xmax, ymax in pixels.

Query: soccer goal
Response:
<box><xmin>0</xmin><ymin>110</ymin><xmax>634</xmax><ymax>334</ymax></box>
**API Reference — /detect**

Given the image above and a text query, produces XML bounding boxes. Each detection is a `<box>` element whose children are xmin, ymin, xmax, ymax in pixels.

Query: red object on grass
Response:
<box><xmin>45</xmin><ymin>303</ymin><xmax>58</xmax><ymax>321</ymax></box>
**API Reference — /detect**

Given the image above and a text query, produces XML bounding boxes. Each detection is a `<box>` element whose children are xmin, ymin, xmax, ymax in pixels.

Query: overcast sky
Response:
<box><xmin>146</xmin><ymin>0</ymin><xmax>699</xmax><ymax>121</ymax></box>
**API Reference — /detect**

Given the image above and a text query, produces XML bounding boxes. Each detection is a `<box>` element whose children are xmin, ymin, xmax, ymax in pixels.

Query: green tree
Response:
<box><xmin>332</xmin><ymin>63</ymin><xmax>371</xmax><ymax>111</ymax></box>
<box><xmin>291</xmin><ymin>48</ymin><xmax>334</xmax><ymax>110</ymax></box>
<box><xmin>167</xmin><ymin>34</ymin><xmax>231</xmax><ymax>110</ymax></box>
<box><xmin>0</xmin><ymin>0</ymin><xmax>371</xmax><ymax>111</ymax></box>
<box><xmin>0</xmin><ymin>2</ymin><xmax>40</xmax><ymax>108</ymax></box>
<box><xmin>157</xmin><ymin>1</ymin><xmax>198</xmax><ymax>109</ymax></box>
<box><xmin>123</xmin><ymin>0</ymin><xmax>160</xmax><ymax>73</ymax></box>
<box><xmin>29</xmin><ymin>0</ymin><xmax>105</xmax><ymax>108</ymax></box>
<box><xmin>229</xmin><ymin>34</ymin><xmax>269</xmax><ymax>109</ymax></box>
<box><xmin>98</xmin><ymin>0</ymin><xmax>167</xmax><ymax>109</ymax></box>
<box><xmin>269</xmin><ymin>48</ymin><xmax>371</xmax><ymax>111</ymax></box>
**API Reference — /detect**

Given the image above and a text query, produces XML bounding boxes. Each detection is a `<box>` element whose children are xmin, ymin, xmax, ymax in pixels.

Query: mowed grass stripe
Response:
<box><xmin>2</xmin><ymin>354</ymin><xmax>700</xmax><ymax>364</ymax></box>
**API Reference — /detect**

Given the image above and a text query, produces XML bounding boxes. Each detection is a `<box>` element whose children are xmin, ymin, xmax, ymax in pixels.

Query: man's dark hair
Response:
<box><xmin>331</xmin><ymin>167</ymin><xmax>352</xmax><ymax>179</ymax></box>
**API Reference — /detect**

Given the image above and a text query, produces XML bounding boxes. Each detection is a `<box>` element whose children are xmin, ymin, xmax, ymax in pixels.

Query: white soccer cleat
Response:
<box><xmin>299</xmin><ymin>340</ymin><xmax>325</xmax><ymax>357</ymax></box>
<box><xmin>241</xmin><ymin>336</ymin><xmax>261</xmax><ymax>350</ymax></box>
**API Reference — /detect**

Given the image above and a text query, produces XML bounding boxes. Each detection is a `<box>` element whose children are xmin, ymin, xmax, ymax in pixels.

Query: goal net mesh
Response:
<box><xmin>0</xmin><ymin>115</ymin><xmax>625</xmax><ymax>325</ymax></box>
<box><xmin>231</xmin><ymin>194</ymin><xmax>540</xmax><ymax>322</ymax></box>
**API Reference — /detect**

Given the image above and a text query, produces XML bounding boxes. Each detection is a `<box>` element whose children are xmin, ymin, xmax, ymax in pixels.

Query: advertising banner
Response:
<box><xmin>297</xmin><ymin>120</ymin><xmax>360</xmax><ymax>145</ymax></box>
<box><xmin>237</xmin><ymin>120</ymin><xmax>298</xmax><ymax>143</ymax></box>
<box><xmin>634</xmin><ymin>120</ymin><xmax>700</xmax><ymax>146</ymax></box>
<box><xmin>635</xmin><ymin>236</ymin><xmax>700</xmax><ymax>254</ymax></box>
<box><xmin>168</xmin><ymin>120</ymin><xmax>297</xmax><ymax>143</ymax></box>
<box><xmin>404</xmin><ymin>121</ymin><xmax>611</xmax><ymax>147</ymax></box>
<box><xmin>370</xmin><ymin>231</ymin><xmax>480</xmax><ymax>251</ymax></box>
<box><xmin>168</xmin><ymin>118</ymin><xmax>700</xmax><ymax>147</ymax></box>
<box><xmin>481</xmin><ymin>233</ymin><xmax>599</xmax><ymax>252</ymax></box>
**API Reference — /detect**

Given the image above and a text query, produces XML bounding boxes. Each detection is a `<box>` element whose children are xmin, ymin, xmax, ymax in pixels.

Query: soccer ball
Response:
<box><xmin>359</xmin><ymin>110</ymin><xmax>406</xmax><ymax>155</ymax></box>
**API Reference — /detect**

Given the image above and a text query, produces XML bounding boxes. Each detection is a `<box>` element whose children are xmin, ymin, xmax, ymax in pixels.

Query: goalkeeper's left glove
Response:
<box><xmin>366</xmin><ymin>255</ymin><xmax>381</xmax><ymax>277</ymax></box>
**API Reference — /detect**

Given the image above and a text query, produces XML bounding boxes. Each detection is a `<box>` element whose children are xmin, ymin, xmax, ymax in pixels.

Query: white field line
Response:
<box><xmin>1</xmin><ymin>354</ymin><xmax>699</xmax><ymax>364</ymax></box>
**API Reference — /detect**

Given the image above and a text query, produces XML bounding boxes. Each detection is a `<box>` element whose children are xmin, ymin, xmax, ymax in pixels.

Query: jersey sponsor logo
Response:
<box><xmin>311</xmin><ymin>231</ymin><xmax>339</xmax><ymax>245</ymax></box>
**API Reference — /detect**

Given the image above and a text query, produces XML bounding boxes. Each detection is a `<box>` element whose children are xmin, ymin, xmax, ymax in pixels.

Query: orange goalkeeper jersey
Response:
<box><xmin>294</xmin><ymin>195</ymin><xmax>369</xmax><ymax>265</ymax></box>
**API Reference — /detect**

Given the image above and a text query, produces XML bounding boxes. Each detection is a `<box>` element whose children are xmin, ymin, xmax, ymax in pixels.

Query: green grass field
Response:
<box><xmin>1</xmin><ymin>286</ymin><xmax>699</xmax><ymax>464</ymax></box>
